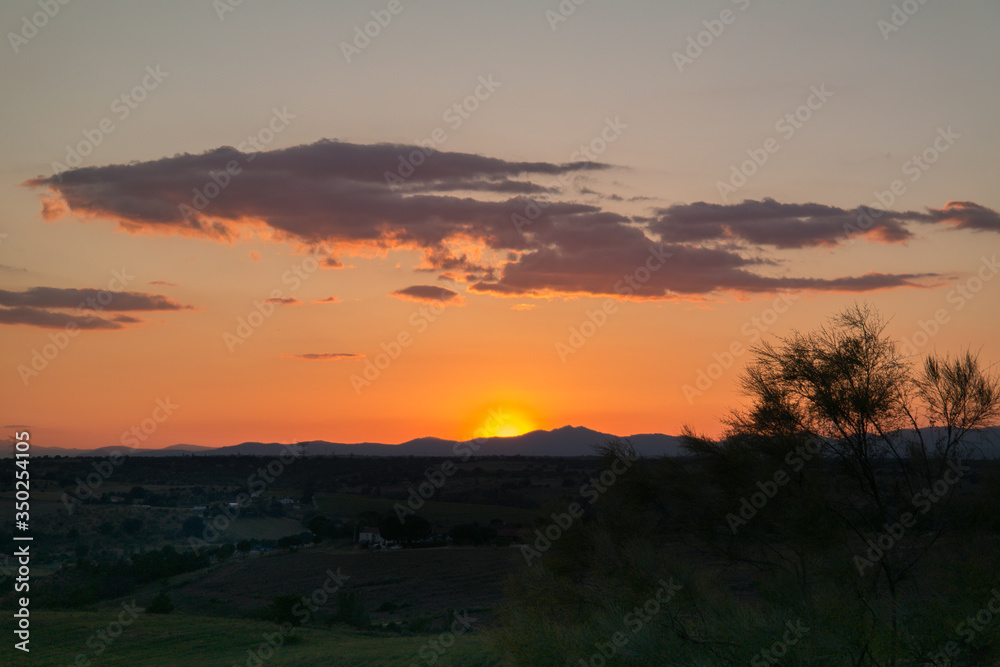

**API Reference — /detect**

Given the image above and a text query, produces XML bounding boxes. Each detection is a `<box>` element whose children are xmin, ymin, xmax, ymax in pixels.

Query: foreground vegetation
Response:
<box><xmin>26</xmin><ymin>610</ymin><xmax>502</xmax><ymax>666</ymax></box>
<box><xmin>494</xmin><ymin>306</ymin><xmax>1000</xmax><ymax>665</ymax></box>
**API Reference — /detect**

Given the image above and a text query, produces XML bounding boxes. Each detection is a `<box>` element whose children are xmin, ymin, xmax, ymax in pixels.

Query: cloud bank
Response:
<box><xmin>0</xmin><ymin>287</ymin><xmax>193</xmax><ymax>330</ymax></box>
<box><xmin>27</xmin><ymin>140</ymin><xmax>997</xmax><ymax>301</ymax></box>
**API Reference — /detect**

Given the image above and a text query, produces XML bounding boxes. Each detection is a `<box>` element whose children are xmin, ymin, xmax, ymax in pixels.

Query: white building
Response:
<box><xmin>358</xmin><ymin>526</ymin><xmax>386</xmax><ymax>546</ymax></box>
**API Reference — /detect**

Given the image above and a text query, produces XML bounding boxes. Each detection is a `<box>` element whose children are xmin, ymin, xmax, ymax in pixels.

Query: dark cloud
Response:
<box><xmin>24</xmin><ymin>139</ymin><xmax>608</xmax><ymax>254</ymax></box>
<box><xmin>148</xmin><ymin>280</ymin><xmax>178</xmax><ymax>286</ymax></box>
<box><xmin>281</xmin><ymin>353</ymin><xmax>364</xmax><ymax>361</ymax></box>
<box><xmin>390</xmin><ymin>285</ymin><xmax>462</xmax><ymax>304</ymax></box>
<box><xmin>0</xmin><ymin>287</ymin><xmax>192</xmax><ymax>311</ymax></box>
<box><xmin>920</xmin><ymin>201</ymin><xmax>1000</xmax><ymax>233</ymax></box>
<box><xmin>472</xmin><ymin>226</ymin><xmax>937</xmax><ymax>299</ymax></box>
<box><xmin>0</xmin><ymin>306</ymin><xmax>125</xmax><ymax>329</ymax></box>
<box><xmin>413</xmin><ymin>248</ymin><xmax>495</xmax><ymax>281</ymax></box>
<box><xmin>25</xmin><ymin>141</ymin><xmax>984</xmax><ymax>300</ymax></box>
<box><xmin>396</xmin><ymin>178</ymin><xmax>553</xmax><ymax>195</ymax></box>
<box><xmin>265</xmin><ymin>297</ymin><xmax>301</xmax><ymax>306</ymax></box>
<box><xmin>578</xmin><ymin>187</ymin><xmax>628</xmax><ymax>202</ymax></box>
<box><xmin>0</xmin><ymin>286</ymin><xmax>192</xmax><ymax>330</ymax></box>
<box><xmin>313</xmin><ymin>296</ymin><xmax>340</xmax><ymax>304</ymax></box>
<box><xmin>652</xmin><ymin>198</ymin><xmax>916</xmax><ymax>248</ymax></box>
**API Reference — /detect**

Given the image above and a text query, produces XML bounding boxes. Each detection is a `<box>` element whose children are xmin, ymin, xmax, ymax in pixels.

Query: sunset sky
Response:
<box><xmin>2</xmin><ymin>1</ymin><xmax>998</xmax><ymax>449</ymax></box>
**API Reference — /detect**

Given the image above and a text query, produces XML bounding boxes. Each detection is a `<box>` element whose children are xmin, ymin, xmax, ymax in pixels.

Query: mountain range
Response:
<box><xmin>5</xmin><ymin>425</ymin><xmax>998</xmax><ymax>459</ymax></box>
<box><xmin>1</xmin><ymin>426</ymin><xmax>683</xmax><ymax>458</ymax></box>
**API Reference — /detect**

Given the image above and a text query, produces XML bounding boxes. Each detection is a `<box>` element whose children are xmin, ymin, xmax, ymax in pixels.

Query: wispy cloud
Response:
<box><xmin>920</xmin><ymin>200</ymin><xmax>1000</xmax><ymax>233</ymax></box>
<box><xmin>0</xmin><ymin>286</ymin><xmax>193</xmax><ymax>311</ymax></box>
<box><xmin>265</xmin><ymin>296</ymin><xmax>301</xmax><ymax>306</ymax></box>
<box><xmin>390</xmin><ymin>285</ymin><xmax>462</xmax><ymax>304</ymax></box>
<box><xmin>0</xmin><ymin>306</ymin><xmax>128</xmax><ymax>329</ymax></box>
<box><xmin>652</xmin><ymin>198</ymin><xmax>916</xmax><ymax>248</ymax></box>
<box><xmin>281</xmin><ymin>352</ymin><xmax>364</xmax><ymax>361</ymax></box>
<box><xmin>0</xmin><ymin>286</ymin><xmax>194</xmax><ymax>330</ymax></box>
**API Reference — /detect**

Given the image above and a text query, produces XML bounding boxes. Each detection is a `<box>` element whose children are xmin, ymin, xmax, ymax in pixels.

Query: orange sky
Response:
<box><xmin>2</xmin><ymin>2</ymin><xmax>998</xmax><ymax>449</ymax></box>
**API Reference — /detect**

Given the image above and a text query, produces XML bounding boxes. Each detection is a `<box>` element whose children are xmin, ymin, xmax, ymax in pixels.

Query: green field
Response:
<box><xmin>23</xmin><ymin>610</ymin><xmax>503</xmax><ymax>666</ymax></box>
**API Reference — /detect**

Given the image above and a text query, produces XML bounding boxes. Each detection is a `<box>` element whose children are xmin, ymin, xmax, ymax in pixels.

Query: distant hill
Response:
<box><xmin>1</xmin><ymin>425</ymin><xmax>683</xmax><ymax>458</ymax></box>
<box><xmin>5</xmin><ymin>425</ymin><xmax>996</xmax><ymax>459</ymax></box>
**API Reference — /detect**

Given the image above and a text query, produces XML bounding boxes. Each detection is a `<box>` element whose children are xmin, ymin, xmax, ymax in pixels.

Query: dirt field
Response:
<box><xmin>170</xmin><ymin>545</ymin><xmax>524</xmax><ymax>626</ymax></box>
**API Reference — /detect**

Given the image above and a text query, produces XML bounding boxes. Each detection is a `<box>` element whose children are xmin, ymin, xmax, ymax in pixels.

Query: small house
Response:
<box><xmin>358</xmin><ymin>526</ymin><xmax>386</xmax><ymax>546</ymax></box>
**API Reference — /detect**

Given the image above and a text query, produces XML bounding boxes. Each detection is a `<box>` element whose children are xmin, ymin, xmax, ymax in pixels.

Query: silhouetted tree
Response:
<box><xmin>495</xmin><ymin>305</ymin><xmax>1000</xmax><ymax>666</ymax></box>
<box><xmin>379</xmin><ymin>513</ymin><xmax>431</xmax><ymax>544</ymax></box>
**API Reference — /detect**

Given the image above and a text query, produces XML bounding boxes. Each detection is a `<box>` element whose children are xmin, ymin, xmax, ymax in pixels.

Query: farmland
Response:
<box><xmin>25</xmin><ymin>610</ymin><xmax>502</xmax><ymax>666</ymax></box>
<box><xmin>0</xmin><ymin>453</ymin><xmax>604</xmax><ymax>665</ymax></box>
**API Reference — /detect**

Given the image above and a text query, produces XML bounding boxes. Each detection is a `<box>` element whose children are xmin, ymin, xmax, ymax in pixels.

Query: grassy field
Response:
<box><xmin>25</xmin><ymin>610</ymin><xmax>504</xmax><ymax>666</ymax></box>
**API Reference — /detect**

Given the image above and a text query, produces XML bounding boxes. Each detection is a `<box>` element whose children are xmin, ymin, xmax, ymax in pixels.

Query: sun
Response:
<box><xmin>493</xmin><ymin>423</ymin><xmax>525</xmax><ymax>437</ymax></box>
<box><xmin>472</xmin><ymin>407</ymin><xmax>537</xmax><ymax>439</ymax></box>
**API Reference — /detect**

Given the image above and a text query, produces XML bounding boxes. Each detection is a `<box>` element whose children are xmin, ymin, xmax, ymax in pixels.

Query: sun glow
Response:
<box><xmin>472</xmin><ymin>407</ymin><xmax>537</xmax><ymax>439</ymax></box>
